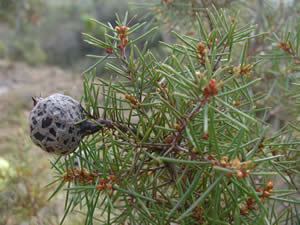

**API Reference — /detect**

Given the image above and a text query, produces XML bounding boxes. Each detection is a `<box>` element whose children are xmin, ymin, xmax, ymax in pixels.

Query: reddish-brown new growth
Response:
<box><xmin>125</xmin><ymin>94</ymin><xmax>140</xmax><ymax>108</ymax></box>
<box><xmin>277</xmin><ymin>41</ymin><xmax>293</xmax><ymax>55</ymax></box>
<box><xmin>62</xmin><ymin>168</ymin><xmax>118</xmax><ymax>193</ymax></box>
<box><xmin>203</xmin><ymin>79</ymin><xmax>218</xmax><ymax>99</ymax></box>
<box><xmin>106</xmin><ymin>47</ymin><xmax>113</xmax><ymax>54</ymax></box>
<box><xmin>165</xmin><ymin>79</ymin><xmax>219</xmax><ymax>149</ymax></box>
<box><xmin>202</xmin><ymin>133</ymin><xmax>209</xmax><ymax>140</ymax></box>
<box><xmin>96</xmin><ymin>175</ymin><xmax>117</xmax><ymax>192</ymax></box>
<box><xmin>260</xmin><ymin>180</ymin><xmax>274</xmax><ymax>200</ymax></box>
<box><xmin>63</xmin><ymin>168</ymin><xmax>98</xmax><ymax>184</ymax></box>
<box><xmin>197</xmin><ymin>42</ymin><xmax>208</xmax><ymax>65</ymax></box>
<box><xmin>240</xmin><ymin>180</ymin><xmax>274</xmax><ymax>216</ymax></box>
<box><xmin>115</xmin><ymin>25</ymin><xmax>129</xmax><ymax>57</ymax></box>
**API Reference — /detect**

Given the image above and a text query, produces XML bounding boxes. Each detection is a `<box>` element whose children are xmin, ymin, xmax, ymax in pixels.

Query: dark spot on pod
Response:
<box><xmin>49</xmin><ymin>128</ymin><xmax>56</xmax><ymax>137</ymax></box>
<box><xmin>72</xmin><ymin>137</ymin><xmax>76</xmax><ymax>142</ymax></box>
<box><xmin>55</xmin><ymin>122</ymin><xmax>62</xmax><ymax>128</ymax></box>
<box><xmin>46</xmin><ymin>137</ymin><xmax>54</xmax><ymax>142</ymax></box>
<box><xmin>79</xmin><ymin>106</ymin><xmax>84</xmax><ymax>113</ymax></box>
<box><xmin>30</xmin><ymin>126</ymin><xmax>33</xmax><ymax>132</ymax></box>
<box><xmin>43</xmin><ymin>104</ymin><xmax>47</xmax><ymax>109</ymax></box>
<box><xmin>32</xmin><ymin>117</ymin><xmax>37</xmax><ymax>125</ymax></box>
<box><xmin>72</xmin><ymin>106</ymin><xmax>76</xmax><ymax>110</ymax></box>
<box><xmin>69</xmin><ymin>127</ymin><xmax>74</xmax><ymax>134</ymax></box>
<box><xmin>38</xmin><ymin>111</ymin><xmax>43</xmax><ymax>116</ymax></box>
<box><xmin>42</xmin><ymin>117</ymin><xmax>52</xmax><ymax>128</ymax></box>
<box><xmin>34</xmin><ymin>132</ymin><xmax>45</xmax><ymax>141</ymax></box>
<box><xmin>70</xmin><ymin>113</ymin><xmax>74</xmax><ymax>119</ymax></box>
<box><xmin>45</xmin><ymin>146</ymin><xmax>54</xmax><ymax>152</ymax></box>
<box><xmin>63</xmin><ymin>139</ymin><xmax>69</xmax><ymax>145</ymax></box>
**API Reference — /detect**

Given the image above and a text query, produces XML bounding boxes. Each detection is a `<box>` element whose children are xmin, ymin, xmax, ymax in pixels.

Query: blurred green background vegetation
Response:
<box><xmin>0</xmin><ymin>0</ymin><xmax>299</xmax><ymax>224</ymax></box>
<box><xmin>0</xmin><ymin>0</ymin><xmax>129</xmax><ymax>67</ymax></box>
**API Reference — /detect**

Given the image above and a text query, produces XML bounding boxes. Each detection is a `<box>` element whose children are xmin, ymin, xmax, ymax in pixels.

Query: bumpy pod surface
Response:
<box><xmin>29</xmin><ymin>93</ymin><xmax>85</xmax><ymax>155</ymax></box>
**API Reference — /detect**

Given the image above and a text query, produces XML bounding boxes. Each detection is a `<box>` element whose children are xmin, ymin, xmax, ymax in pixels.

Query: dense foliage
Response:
<box><xmin>49</xmin><ymin>2</ymin><xmax>299</xmax><ymax>224</ymax></box>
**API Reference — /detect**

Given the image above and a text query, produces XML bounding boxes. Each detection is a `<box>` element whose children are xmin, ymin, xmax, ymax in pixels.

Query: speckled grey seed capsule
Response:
<box><xmin>29</xmin><ymin>93</ymin><xmax>100</xmax><ymax>155</ymax></box>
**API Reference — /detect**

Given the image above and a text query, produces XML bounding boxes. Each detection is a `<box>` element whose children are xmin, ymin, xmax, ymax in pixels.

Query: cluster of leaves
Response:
<box><xmin>50</xmin><ymin>5</ymin><xmax>299</xmax><ymax>225</ymax></box>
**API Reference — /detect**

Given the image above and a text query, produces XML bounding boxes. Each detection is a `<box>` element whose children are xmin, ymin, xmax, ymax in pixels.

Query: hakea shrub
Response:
<box><xmin>48</xmin><ymin>8</ymin><xmax>299</xmax><ymax>225</ymax></box>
